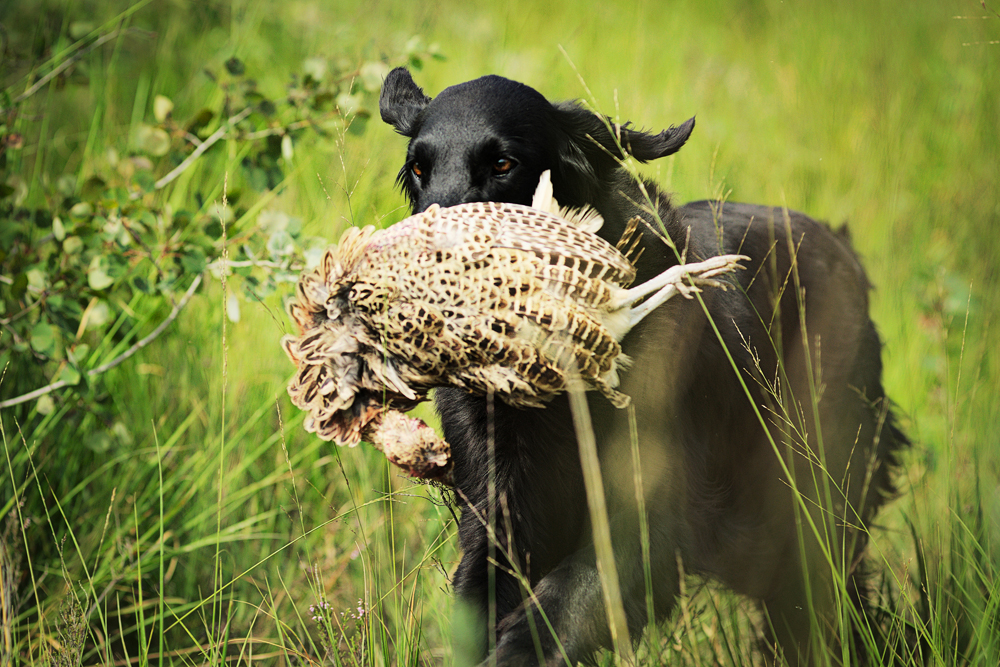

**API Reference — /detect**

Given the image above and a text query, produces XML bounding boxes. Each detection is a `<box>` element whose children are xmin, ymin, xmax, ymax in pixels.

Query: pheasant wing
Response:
<box><xmin>488</xmin><ymin>203</ymin><xmax>636</xmax><ymax>286</ymax></box>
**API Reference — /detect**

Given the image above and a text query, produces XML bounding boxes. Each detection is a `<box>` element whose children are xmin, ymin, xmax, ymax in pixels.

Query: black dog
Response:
<box><xmin>379</xmin><ymin>67</ymin><xmax>906</xmax><ymax>665</ymax></box>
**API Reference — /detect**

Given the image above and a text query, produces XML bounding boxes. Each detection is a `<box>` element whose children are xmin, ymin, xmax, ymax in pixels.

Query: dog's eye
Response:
<box><xmin>493</xmin><ymin>158</ymin><xmax>515</xmax><ymax>176</ymax></box>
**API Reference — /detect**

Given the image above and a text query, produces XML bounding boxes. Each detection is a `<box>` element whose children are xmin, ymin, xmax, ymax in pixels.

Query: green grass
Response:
<box><xmin>2</xmin><ymin>0</ymin><xmax>999</xmax><ymax>664</ymax></box>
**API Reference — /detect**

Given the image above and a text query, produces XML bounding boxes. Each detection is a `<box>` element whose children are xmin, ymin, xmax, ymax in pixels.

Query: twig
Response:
<box><xmin>241</xmin><ymin>111</ymin><xmax>345</xmax><ymax>141</ymax></box>
<box><xmin>206</xmin><ymin>258</ymin><xmax>296</xmax><ymax>272</ymax></box>
<box><xmin>128</xmin><ymin>108</ymin><xmax>252</xmax><ymax>201</ymax></box>
<box><xmin>0</xmin><ymin>274</ymin><xmax>203</xmax><ymax>409</ymax></box>
<box><xmin>0</xmin><ymin>294</ymin><xmax>44</xmax><ymax>327</ymax></box>
<box><xmin>182</xmin><ymin>131</ymin><xmax>204</xmax><ymax>147</ymax></box>
<box><xmin>9</xmin><ymin>31</ymin><xmax>123</xmax><ymax>107</ymax></box>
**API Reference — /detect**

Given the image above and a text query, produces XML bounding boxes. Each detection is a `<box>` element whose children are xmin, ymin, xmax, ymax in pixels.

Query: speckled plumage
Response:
<box><xmin>281</xmin><ymin>176</ymin><xmax>746</xmax><ymax>478</ymax></box>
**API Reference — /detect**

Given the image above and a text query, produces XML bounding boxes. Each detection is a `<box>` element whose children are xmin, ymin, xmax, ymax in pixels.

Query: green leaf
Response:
<box><xmin>5</xmin><ymin>175</ymin><xmax>27</xmax><ymax>205</ymax></box>
<box><xmin>335</xmin><ymin>92</ymin><xmax>362</xmax><ymax>117</ymax></box>
<box><xmin>56</xmin><ymin>174</ymin><xmax>77</xmax><ymax>196</ymax></box>
<box><xmin>258</xmin><ymin>209</ymin><xmax>289</xmax><ymax>233</ymax></box>
<box><xmin>68</xmin><ymin>344</ymin><xmax>90</xmax><ymax>365</ymax></box>
<box><xmin>11</xmin><ymin>273</ymin><xmax>27</xmax><ymax>300</ymax></box>
<box><xmin>26</xmin><ymin>268</ymin><xmax>47</xmax><ymax>291</ymax></box>
<box><xmin>68</xmin><ymin>21</ymin><xmax>95</xmax><ymax>40</ymax></box>
<box><xmin>266</xmin><ymin>229</ymin><xmax>294</xmax><ymax>257</ymax></box>
<box><xmin>132</xmin><ymin>276</ymin><xmax>152</xmax><ymax>294</ymax></box>
<box><xmin>359</xmin><ymin>61</ymin><xmax>390</xmax><ymax>93</ymax></box>
<box><xmin>133</xmin><ymin>170</ymin><xmax>156</xmax><ymax>193</ymax></box>
<box><xmin>85</xmin><ymin>301</ymin><xmax>112</xmax><ymax>329</ymax></box>
<box><xmin>36</xmin><ymin>395</ymin><xmax>55</xmax><ymax>415</ymax></box>
<box><xmin>84</xmin><ymin>430</ymin><xmax>113</xmax><ymax>453</ymax></box>
<box><xmin>106</xmin><ymin>253</ymin><xmax>128</xmax><ymax>281</ymax></box>
<box><xmin>302</xmin><ymin>57</ymin><xmax>328</xmax><ymax>82</ymax></box>
<box><xmin>187</xmin><ymin>109</ymin><xmax>215</xmax><ymax>134</ymax></box>
<box><xmin>161</xmin><ymin>271</ymin><xmax>189</xmax><ymax>293</ymax></box>
<box><xmin>53</xmin><ymin>216</ymin><xmax>66</xmax><ymax>241</ymax></box>
<box><xmin>129</xmin><ymin>156</ymin><xmax>155</xmax><ymax>173</ymax></box>
<box><xmin>153</xmin><ymin>95</ymin><xmax>174</xmax><ymax>122</ymax></box>
<box><xmin>134</xmin><ymin>124</ymin><xmax>171</xmax><ymax>157</ymax></box>
<box><xmin>70</xmin><ymin>202</ymin><xmax>93</xmax><ymax>218</ymax></box>
<box><xmin>404</xmin><ymin>35</ymin><xmax>426</xmax><ymax>55</ymax></box>
<box><xmin>87</xmin><ymin>256</ymin><xmax>115</xmax><ymax>290</ymax></box>
<box><xmin>33</xmin><ymin>209</ymin><xmax>53</xmax><ymax>229</ymax></box>
<box><xmin>180</xmin><ymin>247</ymin><xmax>207</xmax><ymax>274</ymax></box>
<box><xmin>186</xmin><ymin>108</ymin><xmax>215</xmax><ymax>134</ymax></box>
<box><xmin>58</xmin><ymin>364</ymin><xmax>81</xmax><ymax>386</ymax></box>
<box><xmin>111</xmin><ymin>422</ymin><xmax>134</xmax><ymax>446</ymax></box>
<box><xmin>30</xmin><ymin>321</ymin><xmax>57</xmax><ymax>357</ymax></box>
<box><xmin>47</xmin><ymin>295</ymin><xmax>83</xmax><ymax>327</ymax></box>
<box><xmin>63</xmin><ymin>236</ymin><xmax>84</xmax><ymax>254</ymax></box>
<box><xmin>257</xmin><ymin>98</ymin><xmax>277</xmax><ymax>117</ymax></box>
<box><xmin>204</xmin><ymin>219</ymin><xmax>224</xmax><ymax>240</ymax></box>
<box><xmin>225</xmin><ymin>57</ymin><xmax>246</xmax><ymax>76</ymax></box>
<box><xmin>101</xmin><ymin>216</ymin><xmax>123</xmax><ymax>241</ymax></box>
<box><xmin>81</xmin><ymin>176</ymin><xmax>106</xmax><ymax>200</ymax></box>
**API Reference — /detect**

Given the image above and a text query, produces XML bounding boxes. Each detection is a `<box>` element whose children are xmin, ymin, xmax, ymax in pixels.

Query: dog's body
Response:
<box><xmin>379</xmin><ymin>68</ymin><xmax>906</xmax><ymax>665</ymax></box>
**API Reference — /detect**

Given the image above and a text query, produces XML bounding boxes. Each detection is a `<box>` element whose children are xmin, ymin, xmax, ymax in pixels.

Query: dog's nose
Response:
<box><xmin>416</xmin><ymin>189</ymin><xmax>477</xmax><ymax>212</ymax></box>
<box><xmin>412</xmin><ymin>164</ymin><xmax>482</xmax><ymax>212</ymax></box>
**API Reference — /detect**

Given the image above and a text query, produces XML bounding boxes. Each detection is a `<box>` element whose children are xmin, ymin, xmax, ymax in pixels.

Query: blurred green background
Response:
<box><xmin>1</xmin><ymin>0</ymin><xmax>997</xmax><ymax>664</ymax></box>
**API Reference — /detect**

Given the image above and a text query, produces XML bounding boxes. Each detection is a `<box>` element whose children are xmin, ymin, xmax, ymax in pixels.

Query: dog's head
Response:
<box><xmin>379</xmin><ymin>67</ymin><xmax>695</xmax><ymax>213</ymax></box>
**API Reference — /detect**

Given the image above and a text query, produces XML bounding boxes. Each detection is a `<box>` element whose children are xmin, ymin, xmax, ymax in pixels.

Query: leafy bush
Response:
<box><xmin>0</xmin><ymin>28</ymin><xmax>443</xmax><ymax>432</ymax></box>
<box><xmin>1</xmin><ymin>10</ymin><xmax>447</xmax><ymax>663</ymax></box>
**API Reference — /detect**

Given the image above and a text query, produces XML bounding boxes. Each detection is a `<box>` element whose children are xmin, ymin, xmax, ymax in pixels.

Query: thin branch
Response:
<box><xmin>181</xmin><ymin>131</ymin><xmax>204</xmax><ymax>148</ymax></box>
<box><xmin>0</xmin><ymin>274</ymin><xmax>203</xmax><ymax>410</ymax></box>
<box><xmin>9</xmin><ymin>31</ymin><xmax>124</xmax><ymax>107</ymax></box>
<box><xmin>0</xmin><ymin>296</ymin><xmax>43</xmax><ymax>327</ymax></box>
<box><xmin>241</xmin><ymin>112</ymin><xmax>340</xmax><ymax>140</ymax></box>
<box><xmin>129</xmin><ymin>108</ymin><xmax>252</xmax><ymax>200</ymax></box>
<box><xmin>207</xmin><ymin>258</ymin><xmax>299</xmax><ymax>272</ymax></box>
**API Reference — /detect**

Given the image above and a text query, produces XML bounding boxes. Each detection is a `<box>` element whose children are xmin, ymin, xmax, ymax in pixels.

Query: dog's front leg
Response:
<box><xmin>485</xmin><ymin>507</ymin><xmax>687</xmax><ymax>667</ymax></box>
<box><xmin>450</xmin><ymin>504</ymin><xmax>531</xmax><ymax>665</ymax></box>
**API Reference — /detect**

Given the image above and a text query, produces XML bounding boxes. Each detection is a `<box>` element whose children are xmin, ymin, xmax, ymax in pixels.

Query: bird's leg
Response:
<box><xmin>610</xmin><ymin>254</ymin><xmax>749</xmax><ymax>329</ymax></box>
<box><xmin>362</xmin><ymin>409</ymin><xmax>453</xmax><ymax>482</ymax></box>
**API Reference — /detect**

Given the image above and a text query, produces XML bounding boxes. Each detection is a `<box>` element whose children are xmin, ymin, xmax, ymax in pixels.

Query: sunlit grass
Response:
<box><xmin>2</xmin><ymin>0</ymin><xmax>998</xmax><ymax>664</ymax></box>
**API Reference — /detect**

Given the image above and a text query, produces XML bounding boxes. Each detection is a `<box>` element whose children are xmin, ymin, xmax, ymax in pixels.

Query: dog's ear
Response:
<box><xmin>556</xmin><ymin>103</ymin><xmax>695</xmax><ymax>165</ymax></box>
<box><xmin>551</xmin><ymin>104</ymin><xmax>695</xmax><ymax>205</ymax></box>
<box><xmin>618</xmin><ymin>116</ymin><xmax>695</xmax><ymax>161</ymax></box>
<box><xmin>380</xmin><ymin>67</ymin><xmax>431</xmax><ymax>136</ymax></box>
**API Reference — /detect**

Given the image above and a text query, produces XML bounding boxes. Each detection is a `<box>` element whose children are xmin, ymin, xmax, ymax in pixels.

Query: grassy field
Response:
<box><xmin>2</xmin><ymin>0</ymin><xmax>998</xmax><ymax>664</ymax></box>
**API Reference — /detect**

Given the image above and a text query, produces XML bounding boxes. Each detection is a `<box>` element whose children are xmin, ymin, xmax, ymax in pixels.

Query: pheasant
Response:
<box><xmin>281</xmin><ymin>172</ymin><xmax>747</xmax><ymax>480</ymax></box>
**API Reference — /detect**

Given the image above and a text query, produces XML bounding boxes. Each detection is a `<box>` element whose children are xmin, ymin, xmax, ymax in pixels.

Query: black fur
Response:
<box><xmin>380</xmin><ymin>67</ymin><xmax>907</xmax><ymax>666</ymax></box>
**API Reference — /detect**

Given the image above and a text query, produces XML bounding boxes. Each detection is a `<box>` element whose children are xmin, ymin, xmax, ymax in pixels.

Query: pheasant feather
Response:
<box><xmin>282</xmin><ymin>172</ymin><xmax>746</xmax><ymax>479</ymax></box>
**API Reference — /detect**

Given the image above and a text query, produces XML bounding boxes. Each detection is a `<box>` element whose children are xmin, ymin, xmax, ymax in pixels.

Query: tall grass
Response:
<box><xmin>2</xmin><ymin>0</ymin><xmax>998</xmax><ymax>664</ymax></box>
